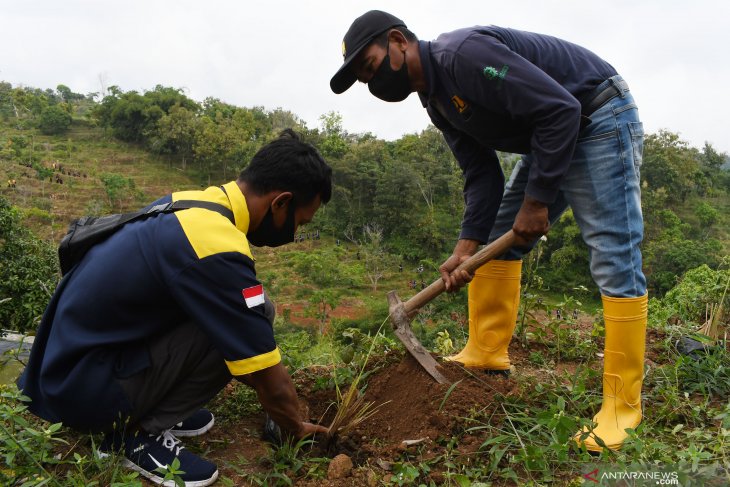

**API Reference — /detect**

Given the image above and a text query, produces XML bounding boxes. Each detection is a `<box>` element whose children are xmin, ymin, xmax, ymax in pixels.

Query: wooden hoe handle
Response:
<box><xmin>402</xmin><ymin>230</ymin><xmax>517</xmax><ymax>315</ymax></box>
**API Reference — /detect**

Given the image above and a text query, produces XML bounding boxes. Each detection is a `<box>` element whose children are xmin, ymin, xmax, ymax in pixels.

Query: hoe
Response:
<box><xmin>387</xmin><ymin>230</ymin><xmax>517</xmax><ymax>383</ymax></box>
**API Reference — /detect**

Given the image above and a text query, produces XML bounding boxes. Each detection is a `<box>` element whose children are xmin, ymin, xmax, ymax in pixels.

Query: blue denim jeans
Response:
<box><xmin>488</xmin><ymin>78</ymin><xmax>647</xmax><ymax>298</ymax></box>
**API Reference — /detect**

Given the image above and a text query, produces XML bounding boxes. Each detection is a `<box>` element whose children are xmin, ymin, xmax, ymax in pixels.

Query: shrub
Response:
<box><xmin>0</xmin><ymin>196</ymin><xmax>59</xmax><ymax>333</ymax></box>
<box><xmin>661</xmin><ymin>264</ymin><xmax>730</xmax><ymax>326</ymax></box>
<box><xmin>38</xmin><ymin>105</ymin><xmax>72</xmax><ymax>135</ymax></box>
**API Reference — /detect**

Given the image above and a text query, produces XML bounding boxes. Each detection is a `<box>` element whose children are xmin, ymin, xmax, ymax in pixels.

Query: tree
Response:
<box><xmin>318</xmin><ymin>111</ymin><xmax>348</xmax><ymax>159</ymax></box>
<box><xmin>38</xmin><ymin>105</ymin><xmax>72</xmax><ymax>135</ymax></box>
<box><xmin>359</xmin><ymin>223</ymin><xmax>397</xmax><ymax>292</ymax></box>
<box><xmin>289</xmin><ymin>248</ymin><xmax>348</xmax><ymax>288</ymax></box>
<box><xmin>56</xmin><ymin>84</ymin><xmax>85</xmax><ymax>103</ymax></box>
<box><xmin>319</xmin><ymin>137</ymin><xmax>388</xmax><ymax>237</ymax></box>
<box><xmin>642</xmin><ymin>131</ymin><xmax>698</xmax><ymax>204</ymax></box>
<box><xmin>642</xmin><ymin>209</ymin><xmax>723</xmax><ymax>294</ymax></box>
<box><xmin>700</xmin><ymin>142</ymin><xmax>727</xmax><ymax>172</ymax></box>
<box><xmin>269</xmin><ymin>108</ymin><xmax>306</xmax><ymax>133</ymax></box>
<box><xmin>695</xmin><ymin>201</ymin><xmax>719</xmax><ymax>233</ymax></box>
<box><xmin>542</xmin><ymin>210</ymin><xmax>593</xmax><ymax>292</ymax></box>
<box><xmin>306</xmin><ymin>289</ymin><xmax>340</xmax><ymax>335</ymax></box>
<box><xmin>153</xmin><ymin>105</ymin><xmax>198</xmax><ymax>169</ymax></box>
<box><xmin>100</xmin><ymin>173</ymin><xmax>139</xmax><ymax>210</ymax></box>
<box><xmin>373</xmin><ymin>161</ymin><xmax>421</xmax><ymax>239</ymax></box>
<box><xmin>0</xmin><ymin>81</ymin><xmax>14</xmax><ymax>119</ymax></box>
<box><xmin>92</xmin><ymin>85</ymin><xmax>199</xmax><ymax>145</ymax></box>
<box><xmin>288</xmin><ymin>248</ymin><xmax>350</xmax><ymax>334</ymax></box>
<box><xmin>192</xmin><ymin>105</ymin><xmax>270</xmax><ymax>183</ymax></box>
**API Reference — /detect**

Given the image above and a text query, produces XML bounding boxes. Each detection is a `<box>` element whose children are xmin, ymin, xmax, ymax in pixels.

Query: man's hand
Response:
<box><xmin>241</xmin><ymin>363</ymin><xmax>327</xmax><ymax>440</ymax></box>
<box><xmin>513</xmin><ymin>196</ymin><xmax>549</xmax><ymax>246</ymax></box>
<box><xmin>297</xmin><ymin>422</ymin><xmax>329</xmax><ymax>439</ymax></box>
<box><xmin>439</xmin><ymin>239</ymin><xmax>480</xmax><ymax>292</ymax></box>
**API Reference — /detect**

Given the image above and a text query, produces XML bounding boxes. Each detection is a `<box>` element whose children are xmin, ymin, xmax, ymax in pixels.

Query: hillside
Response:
<box><xmin>1</xmin><ymin>121</ymin><xmax>202</xmax><ymax>241</ymax></box>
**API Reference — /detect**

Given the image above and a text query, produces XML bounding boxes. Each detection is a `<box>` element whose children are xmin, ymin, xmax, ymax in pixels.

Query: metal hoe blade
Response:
<box><xmin>387</xmin><ymin>291</ymin><xmax>449</xmax><ymax>384</ymax></box>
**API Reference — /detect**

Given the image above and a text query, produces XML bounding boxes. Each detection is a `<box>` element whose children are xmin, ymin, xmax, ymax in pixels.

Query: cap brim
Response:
<box><xmin>330</xmin><ymin>43</ymin><xmax>369</xmax><ymax>94</ymax></box>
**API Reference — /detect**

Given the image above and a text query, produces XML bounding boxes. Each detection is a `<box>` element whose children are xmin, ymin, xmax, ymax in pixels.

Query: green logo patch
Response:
<box><xmin>483</xmin><ymin>64</ymin><xmax>509</xmax><ymax>81</ymax></box>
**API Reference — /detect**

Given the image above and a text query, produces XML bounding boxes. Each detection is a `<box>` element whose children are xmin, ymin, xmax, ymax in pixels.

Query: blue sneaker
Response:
<box><xmin>170</xmin><ymin>409</ymin><xmax>215</xmax><ymax>437</ymax></box>
<box><xmin>100</xmin><ymin>429</ymin><xmax>218</xmax><ymax>487</ymax></box>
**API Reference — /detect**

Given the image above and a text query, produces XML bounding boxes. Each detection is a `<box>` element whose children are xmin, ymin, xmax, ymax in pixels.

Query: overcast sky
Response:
<box><xmin>2</xmin><ymin>0</ymin><xmax>728</xmax><ymax>153</ymax></box>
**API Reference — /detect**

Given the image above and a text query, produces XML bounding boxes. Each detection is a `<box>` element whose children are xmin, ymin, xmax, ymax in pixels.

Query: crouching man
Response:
<box><xmin>18</xmin><ymin>130</ymin><xmax>331</xmax><ymax>486</ymax></box>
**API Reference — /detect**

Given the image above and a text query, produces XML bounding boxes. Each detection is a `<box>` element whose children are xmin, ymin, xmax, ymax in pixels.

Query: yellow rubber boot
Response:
<box><xmin>577</xmin><ymin>294</ymin><xmax>648</xmax><ymax>452</ymax></box>
<box><xmin>445</xmin><ymin>260</ymin><xmax>521</xmax><ymax>370</ymax></box>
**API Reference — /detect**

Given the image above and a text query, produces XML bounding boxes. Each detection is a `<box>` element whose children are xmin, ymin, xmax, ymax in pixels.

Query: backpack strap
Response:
<box><xmin>58</xmin><ymin>199</ymin><xmax>236</xmax><ymax>276</ymax></box>
<box><xmin>145</xmin><ymin>199</ymin><xmax>235</xmax><ymax>225</ymax></box>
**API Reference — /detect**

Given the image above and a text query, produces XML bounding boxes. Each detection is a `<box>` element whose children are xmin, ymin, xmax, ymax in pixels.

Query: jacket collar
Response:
<box><xmin>417</xmin><ymin>40</ymin><xmax>436</xmax><ymax>106</ymax></box>
<box><xmin>221</xmin><ymin>181</ymin><xmax>250</xmax><ymax>234</ymax></box>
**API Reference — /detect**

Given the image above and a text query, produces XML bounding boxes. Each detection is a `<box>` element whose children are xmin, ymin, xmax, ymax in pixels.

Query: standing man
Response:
<box><xmin>18</xmin><ymin>130</ymin><xmax>331</xmax><ymax>486</ymax></box>
<box><xmin>331</xmin><ymin>11</ymin><xmax>647</xmax><ymax>452</ymax></box>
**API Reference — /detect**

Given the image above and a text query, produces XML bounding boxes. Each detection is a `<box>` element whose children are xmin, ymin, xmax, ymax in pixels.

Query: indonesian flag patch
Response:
<box><xmin>242</xmin><ymin>284</ymin><xmax>265</xmax><ymax>308</ymax></box>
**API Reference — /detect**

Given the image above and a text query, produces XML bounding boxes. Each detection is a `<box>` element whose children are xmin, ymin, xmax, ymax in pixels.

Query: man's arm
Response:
<box><xmin>433</xmin><ymin>117</ymin><xmax>504</xmax><ymax>291</ymax></box>
<box><xmin>239</xmin><ymin>363</ymin><xmax>328</xmax><ymax>438</ymax></box>
<box><xmin>431</xmin><ymin>112</ymin><xmax>505</xmax><ymax>245</ymax></box>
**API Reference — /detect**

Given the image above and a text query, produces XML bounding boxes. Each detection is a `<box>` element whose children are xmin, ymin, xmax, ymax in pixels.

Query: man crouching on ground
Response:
<box><xmin>18</xmin><ymin>129</ymin><xmax>331</xmax><ymax>486</ymax></box>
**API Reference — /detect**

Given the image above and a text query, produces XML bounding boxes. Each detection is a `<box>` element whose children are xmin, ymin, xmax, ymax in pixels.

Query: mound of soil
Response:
<box><xmin>361</xmin><ymin>354</ymin><xmax>514</xmax><ymax>442</ymax></box>
<box><xmin>299</xmin><ymin>352</ymin><xmax>516</xmax><ymax>460</ymax></box>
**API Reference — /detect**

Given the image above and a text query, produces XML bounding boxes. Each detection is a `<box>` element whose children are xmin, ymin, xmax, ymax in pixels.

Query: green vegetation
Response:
<box><xmin>0</xmin><ymin>81</ymin><xmax>729</xmax><ymax>485</ymax></box>
<box><xmin>37</xmin><ymin>105</ymin><xmax>72</xmax><ymax>136</ymax></box>
<box><xmin>2</xmin><ymin>272</ymin><xmax>727</xmax><ymax>484</ymax></box>
<box><xmin>0</xmin><ymin>196</ymin><xmax>58</xmax><ymax>333</ymax></box>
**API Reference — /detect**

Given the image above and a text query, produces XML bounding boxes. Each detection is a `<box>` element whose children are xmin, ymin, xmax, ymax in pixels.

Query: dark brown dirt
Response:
<box><xmin>355</xmin><ymin>354</ymin><xmax>514</xmax><ymax>443</ymax></box>
<box><xmin>286</xmin><ymin>352</ymin><xmax>518</xmax><ymax>471</ymax></box>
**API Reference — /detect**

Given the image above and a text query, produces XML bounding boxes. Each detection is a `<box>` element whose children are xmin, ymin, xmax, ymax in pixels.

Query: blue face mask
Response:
<box><xmin>368</xmin><ymin>42</ymin><xmax>411</xmax><ymax>102</ymax></box>
<box><xmin>247</xmin><ymin>204</ymin><xmax>296</xmax><ymax>247</ymax></box>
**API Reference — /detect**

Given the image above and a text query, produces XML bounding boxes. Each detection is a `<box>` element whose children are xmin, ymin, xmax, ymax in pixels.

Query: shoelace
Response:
<box><xmin>156</xmin><ymin>429</ymin><xmax>184</xmax><ymax>456</ymax></box>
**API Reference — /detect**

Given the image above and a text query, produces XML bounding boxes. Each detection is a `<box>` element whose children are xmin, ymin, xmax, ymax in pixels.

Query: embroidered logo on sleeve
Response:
<box><xmin>483</xmin><ymin>65</ymin><xmax>509</xmax><ymax>82</ymax></box>
<box><xmin>242</xmin><ymin>284</ymin><xmax>265</xmax><ymax>308</ymax></box>
<box><xmin>450</xmin><ymin>95</ymin><xmax>468</xmax><ymax>113</ymax></box>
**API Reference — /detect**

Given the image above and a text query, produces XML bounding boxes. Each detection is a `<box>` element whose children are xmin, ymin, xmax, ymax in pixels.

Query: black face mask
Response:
<box><xmin>368</xmin><ymin>42</ymin><xmax>411</xmax><ymax>102</ymax></box>
<box><xmin>247</xmin><ymin>204</ymin><xmax>296</xmax><ymax>247</ymax></box>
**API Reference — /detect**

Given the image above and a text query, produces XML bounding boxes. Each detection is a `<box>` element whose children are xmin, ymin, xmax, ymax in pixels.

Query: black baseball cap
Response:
<box><xmin>330</xmin><ymin>10</ymin><xmax>406</xmax><ymax>94</ymax></box>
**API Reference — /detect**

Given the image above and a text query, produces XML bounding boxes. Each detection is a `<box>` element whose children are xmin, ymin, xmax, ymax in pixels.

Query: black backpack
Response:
<box><xmin>58</xmin><ymin>200</ymin><xmax>234</xmax><ymax>276</ymax></box>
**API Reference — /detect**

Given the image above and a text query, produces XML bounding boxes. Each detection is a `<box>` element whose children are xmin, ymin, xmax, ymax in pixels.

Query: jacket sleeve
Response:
<box><xmin>169</xmin><ymin>252</ymin><xmax>280</xmax><ymax>377</ymax></box>
<box><xmin>449</xmin><ymin>32</ymin><xmax>582</xmax><ymax>204</ymax></box>
<box><xmin>428</xmin><ymin>107</ymin><xmax>504</xmax><ymax>243</ymax></box>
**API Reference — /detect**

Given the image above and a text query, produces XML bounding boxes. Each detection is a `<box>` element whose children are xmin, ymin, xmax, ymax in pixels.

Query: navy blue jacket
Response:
<box><xmin>417</xmin><ymin>26</ymin><xmax>617</xmax><ymax>242</ymax></box>
<box><xmin>18</xmin><ymin>182</ymin><xmax>280</xmax><ymax>431</ymax></box>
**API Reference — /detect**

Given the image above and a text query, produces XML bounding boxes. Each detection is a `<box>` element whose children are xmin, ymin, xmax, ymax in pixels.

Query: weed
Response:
<box><xmin>0</xmin><ymin>384</ymin><xmax>147</xmax><ymax>486</ymax></box>
<box><xmin>526</xmin><ymin>295</ymin><xmax>598</xmax><ymax>362</ymax></box>
<box><xmin>388</xmin><ymin>460</ymin><xmax>425</xmax><ymax>485</ymax></box>
<box><xmin>327</xmin><ymin>320</ymin><xmax>391</xmax><ymax>440</ymax></box>
<box><xmin>434</xmin><ymin>329</ymin><xmax>455</xmax><ymax>356</ymax></box>
<box><xmin>241</xmin><ymin>437</ymin><xmax>323</xmax><ymax>486</ymax></box>
<box><xmin>209</xmin><ymin>381</ymin><xmax>262</xmax><ymax>423</ymax></box>
<box><xmin>153</xmin><ymin>456</ymin><xmax>186</xmax><ymax>487</ymax></box>
<box><xmin>0</xmin><ymin>385</ymin><xmax>66</xmax><ymax>486</ymax></box>
<box><xmin>517</xmin><ymin>237</ymin><xmax>548</xmax><ymax>346</ymax></box>
<box><xmin>649</xmin><ymin>344</ymin><xmax>730</xmax><ymax>400</ymax></box>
